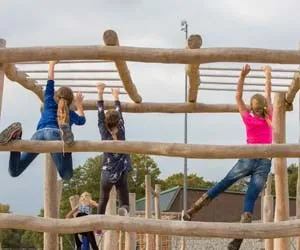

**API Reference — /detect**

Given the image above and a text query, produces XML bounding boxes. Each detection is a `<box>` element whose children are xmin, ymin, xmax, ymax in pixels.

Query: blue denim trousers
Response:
<box><xmin>207</xmin><ymin>158</ymin><xmax>271</xmax><ymax>213</ymax></box>
<box><xmin>9</xmin><ymin>128</ymin><xmax>73</xmax><ymax>180</ymax></box>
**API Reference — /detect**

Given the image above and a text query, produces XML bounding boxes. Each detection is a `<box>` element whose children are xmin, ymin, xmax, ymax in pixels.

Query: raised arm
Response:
<box><xmin>65</xmin><ymin>205</ymin><xmax>79</xmax><ymax>219</ymax></box>
<box><xmin>97</xmin><ymin>83</ymin><xmax>106</xmax><ymax>135</ymax></box>
<box><xmin>262</xmin><ymin>65</ymin><xmax>272</xmax><ymax>108</ymax></box>
<box><xmin>70</xmin><ymin>92</ymin><xmax>86</xmax><ymax>126</ymax></box>
<box><xmin>236</xmin><ymin>64</ymin><xmax>251</xmax><ymax>115</ymax></box>
<box><xmin>112</xmin><ymin>88</ymin><xmax>124</xmax><ymax>122</ymax></box>
<box><xmin>44</xmin><ymin>61</ymin><xmax>58</xmax><ymax>108</ymax></box>
<box><xmin>89</xmin><ymin>200</ymin><xmax>99</xmax><ymax>208</ymax></box>
<box><xmin>75</xmin><ymin>92</ymin><xmax>85</xmax><ymax>117</ymax></box>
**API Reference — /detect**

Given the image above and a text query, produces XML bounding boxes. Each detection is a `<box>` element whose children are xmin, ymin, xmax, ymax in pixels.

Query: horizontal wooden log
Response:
<box><xmin>4</xmin><ymin>64</ymin><xmax>44</xmax><ymax>101</ymax></box>
<box><xmin>2</xmin><ymin>46</ymin><xmax>300</xmax><ymax>64</ymax></box>
<box><xmin>1</xmin><ymin>214</ymin><xmax>300</xmax><ymax>239</ymax></box>
<box><xmin>1</xmin><ymin>140</ymin><xmax>300</xmax><ymax>159</ymax></box>
<box><xmin>81</xmin><ymin>100</ymin><xmax>246</xmax><ymax>112</ymax></box>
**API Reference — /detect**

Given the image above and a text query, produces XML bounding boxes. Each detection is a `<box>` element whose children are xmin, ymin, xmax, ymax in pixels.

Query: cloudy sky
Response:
<box><xmin>1</xmin><ymin>0</ymin><xmax>300</xmax><ymax>215</ymax></box>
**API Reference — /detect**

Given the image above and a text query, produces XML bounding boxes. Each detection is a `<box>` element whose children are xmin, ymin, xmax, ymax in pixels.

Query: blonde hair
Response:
<box><xmin>79</xmin><ymin>192</ymin><xmax>92</xmax><ymax>205</ymax></box>
<box><xmin>55</xmin><ymin>87</ymin><xmax>73</xmax><ymax>126</ymax></box>
<box><xmin>250</xmin><ymin>94</ymin><xmax>272</xmax><ymax>127</ymax></box>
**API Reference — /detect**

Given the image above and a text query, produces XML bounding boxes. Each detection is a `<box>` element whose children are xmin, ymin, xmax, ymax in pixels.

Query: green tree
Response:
<box><xmin>21</xmin><ymin>209</ymin><xmax>44</xmax><ymax>249</ymax></box>
<box><xmin>162</xmin><ymin>173</ymin><xmax>215</xmax><ymax>190</ymax></box>
<box><xmin>128</xmin><ymin>154</ymin><xmax>162</xmax><ymax>199</ymax></box>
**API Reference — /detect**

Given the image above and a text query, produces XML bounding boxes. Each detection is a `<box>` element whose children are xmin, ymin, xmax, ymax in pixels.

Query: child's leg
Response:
<box><xmin>98</xmin><ymin>171</ymin><xmax>114</xmax><ymax>214</ymax></box>
<box><xmin>115</xmin><ymin>172</ymin><xmax>129</xmax><ymax>214</ymax></box>
<box><xmin>8</xmin><ymin>129</ymin><xmax>42</xmax><ymax>177</ymax></box>
<box><xmin>74</xmin><ymin>233</ymin><xmax>82</xmax><ymax>250</ymax></box>
<box><xmin>227</xmin><ymin>159</ymin><xmax>271</xmax><ymax>250</ymax></box>
<box><xmin>86</xmin><ymin>232</ymin><xmax>99</xmax><ymax>250</ymax></box>
<box><xmin>51</xmin><ymin>152</ymin><xmax>73</xmax><ymax>180</ymax></box>
<box><xmin>243</xmin><ymin>159</ymin><xmax>271</xmax><ymax>213</ymax></box>
<box><xmin>184</xmin><ymin>159</ymin><xmax>253</xmax><ymax>221</ymax></box>
<box><xmin>43</xmin><ymin>128</ymin><xmax>73</xmax><ymax>180</ymax></box>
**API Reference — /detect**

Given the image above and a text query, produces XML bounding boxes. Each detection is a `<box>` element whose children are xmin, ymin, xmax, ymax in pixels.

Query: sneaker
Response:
<box><xmin>227</xmin><ymin>239</ymin><xmax>243</xmax><ymax>250</ymax></box>
<box><xmin>182</xmin><ymin>213</ymin><xmax>191</xmax><ymax>221</ymax></box>
<box><xmin>59</xmin><ymin>124</ymin><xmax>74</xmax><ymax>146</ymax></box>
<box><xmin>118</xmin><ymin>206</ymin><xmax>129</xmax><ymax>216</ymax></box>
<box><xmin>0</xmin><ymin>122</ymin><xmax>22</xmax><ymax>145</ymax></box>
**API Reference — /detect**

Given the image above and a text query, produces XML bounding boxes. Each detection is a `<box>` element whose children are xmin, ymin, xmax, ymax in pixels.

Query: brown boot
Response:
<box><xmin>182</xmin><ymin>193</ymin><xmax>211</xmax><ymax>221</ymax></box>
<box><xmin>227</xmin><ymin>212</ymin><xmax>252</xmax><ymax>250</ymax></box>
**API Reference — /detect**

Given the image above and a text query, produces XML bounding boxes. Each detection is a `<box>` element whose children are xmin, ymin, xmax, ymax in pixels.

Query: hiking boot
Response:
<box><xmin>59</xmin><ymin>124</ymin><xmax>74</xmax><ymax>146</ymax></box>
<box><xmin>182</xmin><ymin>193</ymin><xmax>211</xmax><ymax>221</ymax></box>
<box><xmin>227</xmin><ymin>212</ymin><xmax>252</xmax><ymax>250</ymax></box>
<box><xmin>118</xmin><ymin>206</ymin><xmax>129</xmax><ymax>216</ymax></box>
<box><xmin>0</xmin><ymin>122</ymin><xmax>22</xmax><ymax>145</ymax></box>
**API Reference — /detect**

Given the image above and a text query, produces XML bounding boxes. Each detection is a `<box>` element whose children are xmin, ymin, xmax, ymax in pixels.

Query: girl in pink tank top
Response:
<box><xmin>183</xmin><ymin>65</ymin><xmax>273</xmax><ymax>250</ymax></box>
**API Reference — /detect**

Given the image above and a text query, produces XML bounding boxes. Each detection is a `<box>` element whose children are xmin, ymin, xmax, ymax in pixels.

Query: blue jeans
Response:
<box><xmin>9</xmin><ymin>128</ymin><xmax>73</xmax><ymax>180</ymax></box>
<box><xmin>207</xmin><ymin>158</ymin><xmax>271</xmax><ymax>213</ymax></box>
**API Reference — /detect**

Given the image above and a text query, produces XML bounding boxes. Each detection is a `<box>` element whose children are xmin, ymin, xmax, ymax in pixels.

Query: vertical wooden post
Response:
<box><xmin>44</xmin><ymin>154</ymin><xmax>59</xmax><ymax>250</ymax></box>
<box><xmin>295</xmin><ymin>41</ymin><xmax>300</xmax><ymax>250</ymax></box>
<box><xmin>145</xmin><ymin>175</ymin><xmax>153</xmax><ymax>250</ymax></box>
<box><xmin>273</xmin><ymin>92</ymin><xmax>290</xmax><ymax>250</ymax></box>
<box><xmin>264</xmin><ymin>174</ymin><xmax>274</xmax><ymax>250</ymax></box>
<box><xmin>154</xmin><ymin>184</ymin><xmax>161</xmax><ymax>250</ymax></box>
<box><xmin>103</xmin><ymin>186</ymin><xmax>118</xmax><ymax>250</ymax></box>
<box><xmin>0</xmin><ymin>39</ymin><xmax>6</xmax><ymax>118</ymax></box>
<box><xmin>125</xmin><ymin>193</ymin><xmax>136</xmax><ymax>250</ymax></box>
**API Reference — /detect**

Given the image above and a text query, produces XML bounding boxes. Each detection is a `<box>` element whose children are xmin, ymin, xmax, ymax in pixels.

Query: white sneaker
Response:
<box><xmin>118</xmin><ymin>207</ymin><xmax>128</xmax><ymax>216</ymax></box>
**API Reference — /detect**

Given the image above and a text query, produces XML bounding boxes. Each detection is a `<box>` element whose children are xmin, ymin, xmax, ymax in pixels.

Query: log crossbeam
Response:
<box><xmin>1</xmin><ymin>214</ymin><xmax>300</xmax><ymax>239</ymax></box>
<box><xmin>1</xmin><ymin>140</ymin><xmax>300</xmax><ymax>159</ymax></box>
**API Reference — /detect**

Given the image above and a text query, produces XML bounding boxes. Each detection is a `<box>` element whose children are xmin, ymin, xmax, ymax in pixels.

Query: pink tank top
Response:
<box><xmin>241</xmin><ymin>110</ymin><xmax>272</xmax><ymax>144</ymax></box>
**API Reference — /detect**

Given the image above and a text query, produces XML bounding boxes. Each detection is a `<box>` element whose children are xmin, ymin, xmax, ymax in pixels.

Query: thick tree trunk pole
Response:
<box><xmin>44</xmin><ymin>154</ymin><xmax>59</xmax><ymax>250</ymax></box>
<box><xmin>103</xmin><ymin>30</ymin><xmax>142</xmax><ymax>103</ymax></box>
<box><xmin>145</xmin><ymin>175</ymin><xmax>154</xmax><ymax>250</ymax></box>
<box><xmin>103</xmin><ymin>186</ymin><xmax>118</xmax><ymax>250</ymax></box>
<box><xmin>154</xmin><ymin>184</ymin><xmax>161</xmax><ymax>250</ymax></box>
<box><xmin>0</xmin><ymin>39</ymin><xmax>6</xmax><ymax>118</ymax></box>
<box><xmin>273</xmin><ymin>92</ymin><xmax>290</xmax><ymax>250</ymax></box>
<box><xmin>125</xmin><ymin>193</ymin><xmax>136</xmax><ymax>250</ymax></box>
<box><xmin>185</xmin><ymin>35</ymin><xmax>202</xmax><ymax>102</ymax></box>
<box><xmin>264</xmin><ymin>174</ymin><xmax>274</xmax><ymax>250</ymax></box>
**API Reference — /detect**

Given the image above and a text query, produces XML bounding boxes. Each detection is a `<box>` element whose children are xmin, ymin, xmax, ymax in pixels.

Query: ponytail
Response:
<box><xmin>57</xmin><ymin>98</ymin><xmax>69</xmax><ymax>126</ymax></box>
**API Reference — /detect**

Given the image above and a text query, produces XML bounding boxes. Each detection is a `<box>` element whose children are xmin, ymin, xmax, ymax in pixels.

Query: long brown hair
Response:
<box><xmin>55</xmin><ymin>87</ymin><xmax>73</xmax><ymax>126</ymax></box>
<box><xmin>250</xmin><ymin>94</ymin><xmax>272</xmax><ymax>127</ymax></box>
<box><xmin>105</xmin><ymin>109</ymin><xmax>120</xmax><ymax>130</ymax></box>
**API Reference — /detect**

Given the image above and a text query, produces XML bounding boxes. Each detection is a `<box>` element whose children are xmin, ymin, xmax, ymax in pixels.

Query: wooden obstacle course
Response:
<box><xmin>1</xmin><ymin>30</ymin><xmax>300</xmax><ymax>250</ymax></box>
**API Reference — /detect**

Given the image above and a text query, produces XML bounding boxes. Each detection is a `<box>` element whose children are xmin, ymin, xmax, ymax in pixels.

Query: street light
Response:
<box><xmin>181</xmin><ymin>20</ymin><xmax>188</xmax><ymax>212</ymax></box>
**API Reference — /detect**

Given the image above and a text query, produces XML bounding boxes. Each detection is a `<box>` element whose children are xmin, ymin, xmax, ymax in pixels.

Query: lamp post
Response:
<box><xmin>181</xmin><ymin>20</ymin><xmax>188</xmax><ymax>212</ymax></box>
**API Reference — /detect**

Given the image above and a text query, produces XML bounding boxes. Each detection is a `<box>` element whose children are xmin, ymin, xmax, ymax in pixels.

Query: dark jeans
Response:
<box><xmin>207</xmin><ymin>158</ymin><xmax>271</xmax><ymax>213</ymax></box>
<box><xmin>75</xmin><ymin>212</ymin><xmax>99</xmax><ymax>250</ymax></box>
<box><xmin>9</xmin><ymin>128</ymin><xmax>73</xmax><ymax>180</ymax></box>
<box><xmin>98</xmin><ymin>170</ymin><xmax>129</xmax><ymax>214</ymax></box>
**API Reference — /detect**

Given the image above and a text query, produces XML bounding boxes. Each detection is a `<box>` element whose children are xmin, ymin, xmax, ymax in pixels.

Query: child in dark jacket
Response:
<box><xmin>95</xmin><ymin>83</ymin><xmax>131</xmax><ymax>234</ymax></box>
<box><xmin>0</xmin><ymin>61</ymin><xmax>86</xmax><ymax>180</ymax></box>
